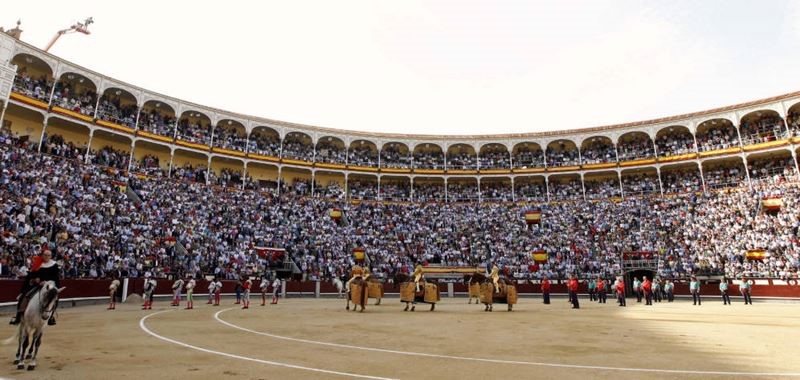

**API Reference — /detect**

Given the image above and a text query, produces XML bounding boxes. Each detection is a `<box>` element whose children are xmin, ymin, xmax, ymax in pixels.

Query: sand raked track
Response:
<box><xmin>1</xmin><ymin>297</ymin><xmax>800</xmax><ymax>379</ymax></box>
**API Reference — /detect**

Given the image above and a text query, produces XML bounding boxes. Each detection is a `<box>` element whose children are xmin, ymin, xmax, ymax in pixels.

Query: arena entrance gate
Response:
<box><xmin>625</xmin><ymin>269</ymin><xmax>655</xmax><ymax>297</ymax></box>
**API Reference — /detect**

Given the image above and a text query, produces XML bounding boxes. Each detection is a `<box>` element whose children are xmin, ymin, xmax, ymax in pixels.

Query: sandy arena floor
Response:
<box><xmin>0</xmin><ymin>296</ymin><xmax>799</xmax><ymax>380</ymax></box>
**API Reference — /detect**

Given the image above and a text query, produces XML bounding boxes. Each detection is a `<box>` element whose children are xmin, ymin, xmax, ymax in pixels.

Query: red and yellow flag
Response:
<box><xmin>525</xmin><ymin>211</ymin><xmax>542</xmax><ymax>224</ymax></box>
<box><xmin>746</xmin><ymin>249</ymin><xmax>766</xmax><ymax>261</ymax></box>
<box><xmin>532</xmin><ymin>250</ymin><xmax>548</xmax><ymax>263</ymax></box>
<box><xmin>761</xmin><ymin>197</ymin><xmax>783</xmax><ymax>211</ymax></box>
<box><xmin>330</xmin><ymin>208</ymin><xmax>342</xmax><ymax>220</ymax></box>
<box><xmin>353</xmin><ymin>248</ymin><xmax>366</xmax><ymax>261</ymax></box>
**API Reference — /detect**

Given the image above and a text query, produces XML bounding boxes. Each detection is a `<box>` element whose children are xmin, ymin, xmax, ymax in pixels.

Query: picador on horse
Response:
<box><xmin>345</xmin><ymin>265</ymin><xmax>369</xmax><ymax>312</ymax></box>
<box><xmin>468</xmin><ymin>263</ymin><xmax>517</xmax><ymax>311</ymax></box>
<box><xmin>397</xmin><ymin>264</ymin><xmax>440</xmax><ymax>312</ymax></box>
<box><xmin>10</xmin><ymin>251</ymin><xmax>61</xmax><ymax>326</ymax></box>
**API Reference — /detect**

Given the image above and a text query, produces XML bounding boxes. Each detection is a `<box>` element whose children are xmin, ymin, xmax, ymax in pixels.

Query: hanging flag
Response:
<box><xmin>532</xmin><ymin>250</ymin><xmax>548</xmax><ymax>263</ymax></box>
<box><xmin>525</xmin><ymin>210</ymin><xmax>541</xmax><ymax>224</ymax></box>
<box><xmin>745</xmin><ymin>249</ymin><xmax>766</xmax><ymax>261</ymax></box>
<box><xmin>761</xmin><ymin>197</ymin><xmax>783</xmax><ymax>211</ymax></box>
<box><xmin>112</xmin><ymin>180</ymin><xmax>127</xmax><ymax>194</ymax></box>
<box><xmin>330</xmin><ymin>208</ymin><xmax>342</xmax><ymax>220</ymax></box>
<box><xmin>353</xmin><ymin>248</ymin><xmax>366</xmax><ymax>262</ymax></box>
<box><xmin>255</xmin><ymin>247</ymin><xmax>286</xmax><ymax>261</ymax></box>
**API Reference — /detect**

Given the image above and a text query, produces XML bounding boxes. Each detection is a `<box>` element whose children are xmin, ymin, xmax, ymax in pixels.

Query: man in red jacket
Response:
<box><xmin>541</xmin><ymin>276</ymin><xmax>551</xmax><ymax>304</ymax></box>
<box><xmin>642</xmin><ymin>276</ymin><xmax>653</xmax><ymax>306</ymax></box>
<box><xmin>567</xmin><ymin>274</ymin><xmax>580</xmax><ymax>309</ymax></box>
<box><xmin>596</xmin><ymin>276</ymin><xmax>606</xmax><ymax>304</ymax></box>
<box><xmin>616</xmin><ymin>276</ymin><xmax>626</xmax><ymax>307</ymax></box>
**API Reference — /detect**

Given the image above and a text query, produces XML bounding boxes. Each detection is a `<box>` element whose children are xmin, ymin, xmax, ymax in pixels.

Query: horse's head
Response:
<box><xmin>39</xmin><ymin>281</ymin><xmax>64</xmax><ymax>318</ymax></box>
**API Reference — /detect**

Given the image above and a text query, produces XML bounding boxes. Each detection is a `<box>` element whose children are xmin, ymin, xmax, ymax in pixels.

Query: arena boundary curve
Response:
<box><xmin>214</xmin><ymin>307</ymin><xmax>800</xmax><ymax>377</ymax></box>
<box><xmin>139</xmin><ymin>310</ymin><xmax>396</xmax><ymax>380</ymax></box>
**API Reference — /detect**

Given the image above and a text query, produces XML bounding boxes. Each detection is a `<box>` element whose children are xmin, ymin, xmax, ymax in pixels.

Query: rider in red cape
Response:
<box><xmin>10</xmin><ymin>250</ymin><xmax>61</xmax><ymax>325</ymax></box>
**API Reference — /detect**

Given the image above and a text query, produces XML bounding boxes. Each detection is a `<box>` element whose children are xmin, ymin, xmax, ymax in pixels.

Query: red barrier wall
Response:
<box><xmin>2</xmin><ymin>279</ymin><xmax>799</xmax><ymax>303</ymax></box>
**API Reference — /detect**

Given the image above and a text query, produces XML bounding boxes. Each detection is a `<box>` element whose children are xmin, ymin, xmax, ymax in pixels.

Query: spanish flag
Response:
<box><xmin>745</xmin><ymin>249</ymin><xmax>766</xmax><ymax>261</ymax></box>
<box><xmin>761</xmin><ymin>197</ymin><xmax>783</xmax><ymax>211</ymax></box>
<box><xmin>525</xmin><ymin>210</ymin><xmax>542</xmax><ymax>224</ymax></box>
<box><xmin>112</xmin><ymin>180</ymin><xmax>127</xmax><ymax>194</ymax></box>
<box><xmin>532</xmin><ymin>250</ymin><xmax>548</xmax><ymax>263</ymax></box>
<box><xmin>353</xmin><ymin>248</ymin><xmax>366</xmax><ymax>261</ymax></box>
<box><xmin>330</xmin><ymin>208</ymin><xmax>342</xmax><ymax>220</ymax></box>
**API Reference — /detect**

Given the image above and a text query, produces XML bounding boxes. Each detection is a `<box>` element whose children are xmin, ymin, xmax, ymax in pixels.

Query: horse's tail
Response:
<box><xmin>2</xmin><ymin>326</ymin><xmax>19</xmax><ymax>345</ymax></box>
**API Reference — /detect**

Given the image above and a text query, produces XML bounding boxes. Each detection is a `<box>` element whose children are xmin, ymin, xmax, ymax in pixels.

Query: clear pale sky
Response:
<box><xmin>4</xmin><ymin>1</ymin><xmax>799</xmax><ymax>135</ymax></box>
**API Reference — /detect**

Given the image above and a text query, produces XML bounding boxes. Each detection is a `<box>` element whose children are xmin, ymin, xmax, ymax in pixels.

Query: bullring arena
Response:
<box><xmin>2</xmin><ymin>292</ymin><xmax>800</xmax><ymax>379</ymax></box>
<box><xmin>5</xmin><ymin>5</ymin><xmax>800</xmax><ymax>380</ymax></box>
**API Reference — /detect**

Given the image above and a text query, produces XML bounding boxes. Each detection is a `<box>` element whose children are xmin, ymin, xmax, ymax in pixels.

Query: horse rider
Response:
<box><xmin>490</xmin><ymin>264</ymin><xmax>501</xmax><ymax>293</ymax></box>
<box><xmin>10</xmin><ymin>250</ymin><xmax>61</xmax><ymax>326</ymax></box>
<box><xmin>347</xmin><ymin>265</ymin><xmax>365</xmax><ymax>290</ymax></box>
<box><xmin>412</xmin><ymin>264</ymin><xmax>424</xmax><ymax>292</ymax></box>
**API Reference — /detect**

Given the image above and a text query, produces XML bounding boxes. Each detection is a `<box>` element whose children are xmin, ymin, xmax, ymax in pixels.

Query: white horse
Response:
<box><xmin>332</xmin><ymin>278</ymin><xmax>345</xmax><ymax>299</ymax></box>
<box><xmin>3</xmin><ymin>281</ymin><xmax>64</xmax><ymax>371</ymax></box>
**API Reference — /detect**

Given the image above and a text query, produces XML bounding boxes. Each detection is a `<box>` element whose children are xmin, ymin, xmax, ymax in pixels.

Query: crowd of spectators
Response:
<box><xmin>618</xmin><ymin>134</ymin><xmax>656</xmax><ymax>161</ymax></box>
<box><xmin>513</xmin><ymin>147</ymin><xmax>545</xmax><ymax>169</ymax></box>
<box><xmin>129</xmin><ymin>154</ymin><xmax>165</xmax><ymax>177</ymax></box>
<box><xmin>656</xmin><ymin>131</ymin><xmax>696</xmax><ymax>157</ymax></box>
<box><xmin>247</xmin><ymin>130</ymin><xmax>281</xmax><ymax>157</ymax></box>
<box><xmin>447</xmin><ymin>150</ymin><xmax>477</xmax><ymax>170</ymax></box>
<box><xmin>348</xmin><ymin>144</ymin><xmax>379</xmax><ymax>167</ymax></box>
<box><xmin>137</xmin><ymin>109</ymin><xmax>176</xmax><ymax>138</ymax></box>
<box><xmin>282</xmin><ymin>135</ymin><xmax>314</xmax><ymax>161</ymax></box>
<box><xmin>479</xmin><ymin>149</ymin><xmax>511</xmax><ymax>170</ymax></box>
<box><xmin>212</xmin><ymin>125</ymin><xmax>248</xmax><ymax>152</ymax></box>
<box><xmin>176</xmin><ymin>120</ymin><xmax>212</xmax><ymax>146</ymax></box>
<box><xmin>585</xmin><ymin>178</ymin><xmax>621</xmax><ymax>200</ymax></box>
<box><xmin>12</xmin><ymin>73</ymin><xmax>52</xmax><ymax>102</ymax></box>
<box><xmin>740</xmin><ymin>117</ymin><xmax>787</xmax><ymax>145</ymax></box>
<box><xmin>2</xmin><ymin>126</ymin><xmax>800</xmax><ymax>283</ymax></box>
<box><xmin>546</xmin><ymin>145</ymin><xmax>580</xmax><ymax>167</ymax></box>
<box><xmin>380</xmin><ymin>144</ymin><xmax>411</xmax><ymax>169</ymax></box>
<box><xmin>413</xmin><ymin>150</ymin><xmax>445</xmax><ymax>170</ymax></box>
<box><xmin>87</xmin><ymin>145</ymin><xmax>129</xmax><ymax>170</ymax></box>
<box><xmin>580</xmin><ymin>140</ymin><xmax>616</xmax><ymax>164</ymax></box>
<box><xmin>97</xmin><ymin>97</ymin><xmax>137</xmax><ymax>129</ymax></box>
<box><xmin>696</xmin><ymin>125</ymin><xmax>740</xmax><ymax>152</ymax></box>
<box><xmin>51</xmin><ymin>81</ymin><xmax>97</xmax><ymax>117</ymax></box>
<box><xmin>315</xmin><ymin>140</ymin><xmax>346</xmax><ymax>164</ymax></box>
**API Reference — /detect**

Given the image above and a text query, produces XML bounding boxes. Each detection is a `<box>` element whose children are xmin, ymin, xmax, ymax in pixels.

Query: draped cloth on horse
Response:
<box><xmin>349</xmin><ymin>279</ymin><xmax>368</xmax><ymax>306</ymax></box>
<box><xmin>367</xmin><ymin>280</ymin><xmax>384</xmax><ymax>299</ymax></box>
<box><xmin>400</xmin><ymin>282</ymin><xmax>440</xmax><ymax>303</ymax></box>
<box><xmin>479</xmin><ymin>282</ymin><xmax>518</xmax><ymax>305</ymax></box>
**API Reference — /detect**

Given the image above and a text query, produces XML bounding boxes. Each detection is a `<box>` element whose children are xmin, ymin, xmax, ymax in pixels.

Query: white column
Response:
<box><xmin>37</xmin><ymin>116</ymin><xmax>49</xmax><ymax>152</ymax></box>
<box><xmin>618</xmin><ymin>171</ymin><xmax>624</xmax><ymax>199</ymax></box>
<box><xmin>741</xmin><ymin>155</ymin><xmax>752</xmax><ymax>190</ymax></box>
<box><xmin>698</xmin><ymin>162</ymin><xmax>706</xmax><ymax>193</ymax></box>
<box><xmin>656</xmin><ymin>167</ymin><xmax>664</xmax><ymax>195</ymax></box>
<box><xmin>580</xmin><ymin>173</ymin><xmax>587</xmax><ymax>201</ymax></box>
<box><xmin>84</xmin><ymin>129</ymin><xmax>95</xmax><ymax>164</ymax></box>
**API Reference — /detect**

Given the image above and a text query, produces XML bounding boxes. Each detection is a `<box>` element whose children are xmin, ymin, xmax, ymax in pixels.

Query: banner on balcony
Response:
<box><xmin>353</xmin><ymin>248</ymin><xmax>366</xmax><ymax>262</ymax></box>
<box><xmin>330</xmin><ymin>208</ymin><xmax>342</xmax><ymax>220</ymax></box>
<box><xmin>532</xmin><ymin>250</ymin><xmax>548</xmax><ymax>263</ymax></box>
<box><xmin>761</xmin><ymin>197</ymin><xmax>783</xmax><ymax>211</ymax></box>
<box><xmin>622</xmin><ymin>251</ymin><xmax>655</xmax><ymax>260</ymax></box>
<box><xmin>525</xmin><ymin>210</ymin><xmax>541</xmax><ymax>224</ymax></box>
<box><xmin>255</xmin><ymin>246</ymin><xmax>286</xmax><ymax>261</ymax></box>
<box><xmin>745</xmin><ymin>249</ymin><xmax>766</xmax><ymax>261</ymax></box>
